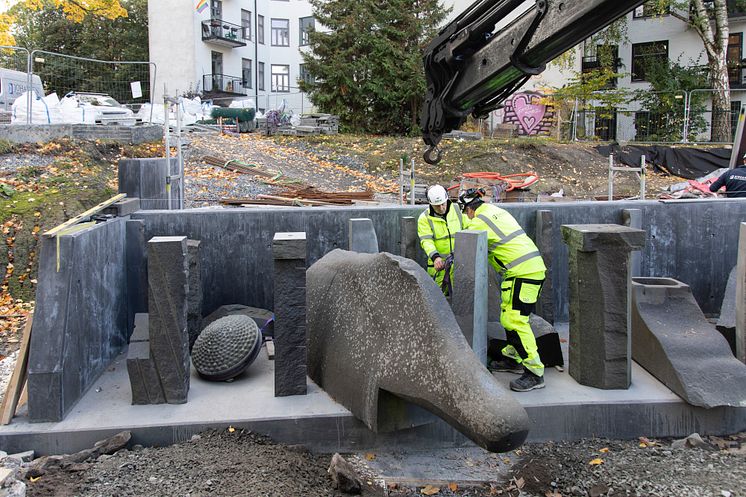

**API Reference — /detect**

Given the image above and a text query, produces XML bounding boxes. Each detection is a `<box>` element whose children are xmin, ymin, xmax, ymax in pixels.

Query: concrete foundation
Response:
<box><xmin>118</xmin><ymin>158</ymin><xmax>182</xmax><ymax>210</ymax></box>
<box><xmin>562</xmin><ymin>224</ymin><xmax>645</xmax><ymax>389</ymax></box>
<box><xmin>0</xmin><ymin>124</ymin><xmax>162</xmax><ymax>145</ymax></box>
<box><xmin>535</xmin><ymin>210</ymin><xmax>555</xmax><ymax>324</ymax></box>
<box><xmin>348</xmin><ymin>218</ymin><xmax>379</xmax><ymax>253</ymax></box>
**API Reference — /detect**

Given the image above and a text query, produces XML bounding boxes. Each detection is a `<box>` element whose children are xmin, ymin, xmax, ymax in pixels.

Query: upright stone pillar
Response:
<box><xmin>348</xmin><ymin>218</ymin><xmax>379</xmax><ymax>253</ymax></box>
<box><xmin>622</xmin><ymin>209</ymin><xmax>643</xmax><ymax>278</ymax></box>
<box><xmin>147</xmin><ymin>236</ymin><xmax>190</xmax><ymax>404</ymax></box>
<box><xmin>535</xmin><ymin>210</ymin><xmax>555</xmax><ymax>324</ymax></box>
<box><xmin>736</xmin><ymin>223</ymin><xmax>746</xmax><ymax>364</ymax></box>
<box><xmin>186</xmin><ymin>240</ymin><xmax>203</xmax><ymax>351</ymax></box>
<box><xmin>118</xmin><ymin>158</ymin><xmax>181</xmax><ymax>210</ymax></box>
<box><xmin>400</xmin><ymin>216</ymin><xmax>419</xmax><ymax>260</ymax></box>
<box><xmin>561</xmin><ymin>224</ymin><xmax>645</xmax><ymax>389</ymax></box>
<box><xmin>273</xmin><ymin>232</ymin><xmax>308</xmax><ymax>396</ymax></box>
<box><xmin>452</xmin><ymin>230</ymin><xmax>489</xmax><ymax>365</ymax></box>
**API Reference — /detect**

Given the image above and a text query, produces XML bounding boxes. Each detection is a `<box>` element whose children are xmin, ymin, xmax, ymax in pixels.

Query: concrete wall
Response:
<box><xmin>27</xmin><ymin>219</ymin><xmax>129</xmax><ymax>422</ymax></box>
<box><xmin>131</xmin><ymin>199</ymin><xmax>746</xmax><ymax>321</ymax></box>
<box><xmin>0</xmin><ymin>124</ymin><xmax>162</xmax><ymax>145</ymax></box>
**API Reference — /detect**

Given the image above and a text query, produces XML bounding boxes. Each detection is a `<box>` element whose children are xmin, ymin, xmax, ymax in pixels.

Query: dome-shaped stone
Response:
<box><xmin>191</xmin><ymin>315</ymin><xmax>262</xmax><ymax>381</ymax></box>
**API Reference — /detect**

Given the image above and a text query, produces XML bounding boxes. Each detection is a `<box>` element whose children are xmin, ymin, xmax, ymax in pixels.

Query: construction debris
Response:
<box><xmin>202</xmin><ymin>156</ymin><xmax>276</xmax><ymax>178</ymax></box>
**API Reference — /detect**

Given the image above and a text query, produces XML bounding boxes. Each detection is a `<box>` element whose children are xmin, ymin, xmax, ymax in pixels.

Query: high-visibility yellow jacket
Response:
<box><xmin>467</xmin><ymin>203</ymin><xmax>546</xmax><ymax>278</ymax></box>
<box><xmin>417</xmin><ymin>201</ymin><xmax>465</xmax><ymax>264</ymax></box>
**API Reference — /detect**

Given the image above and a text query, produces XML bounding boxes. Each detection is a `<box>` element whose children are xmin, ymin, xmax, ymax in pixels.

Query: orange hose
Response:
<box><xmin>460</xmin><ymin>172</ymin><xmax>540</xmax><ymax>192</ymax></box>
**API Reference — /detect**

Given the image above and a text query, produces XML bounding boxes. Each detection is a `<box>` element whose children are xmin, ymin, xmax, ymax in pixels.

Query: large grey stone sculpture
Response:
<box><xmin>307</xmin><ymin>249</ymin><xmax>530</xmax><ymax>453</ymax></box>
<box><xmin>203</xmin><ymin>304</ymin><xmax>274</xmax><ymax>338</ymax></box>
<box><xmin>452</xmin><ymin>230</ymin><xmax>488</xmax><ymax>364</ymax></box>
<box><xmin>562</xmin><ymin>224</ymin><xmax>645</xmax><ymax>389</ymax></box>
<box><xmin>148</xmin><ymin>236</ymin><xmax>190</xmax><ymax>404</ymax></box>
<box><xmin>717</xmin><ymin>266</ymin><xmax>737</xmax><ymax>356</ymax></box>
<box><xmin>535</xmin><ymin>210</ymin><xmax>554</xmax><ymax>324</ymax></box>
<box><xmin>348</xmin><ymin>218</ymin><xmax>378</xmax><ymax>253</ymax></box>
<box><xmin>273</xmin><ymin>232</ymin><xmax>307</xmax><ymax>396</ymax></box>
<box><xmin>737</xmin><ymin>222</ymin><xmax>746</xmax><ymax>364</ymax></box>
<box><xmin>631</xmin><ymin>277</ymin><xmax>746</xmax><ymax>408</ymax></box>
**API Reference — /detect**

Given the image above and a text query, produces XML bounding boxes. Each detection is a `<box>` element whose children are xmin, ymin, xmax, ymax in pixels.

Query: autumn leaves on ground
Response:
<box><xmin>0</xmin><ymin>132</ymin><xmax>683</xmax><ymax>358</ymax></box>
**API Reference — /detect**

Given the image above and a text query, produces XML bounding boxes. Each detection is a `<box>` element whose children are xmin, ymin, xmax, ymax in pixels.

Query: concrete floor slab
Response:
<box><xmin>1</xmin><ymin>325</ymin><xmax>745</xmax><ymax>455</ymax></box>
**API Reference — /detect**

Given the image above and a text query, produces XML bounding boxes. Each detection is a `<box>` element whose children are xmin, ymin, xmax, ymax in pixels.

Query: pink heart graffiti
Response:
<box><xmin>511</xmin><ymin>94</ymin><xmax>546</xmax><ymax>135</ymax></box>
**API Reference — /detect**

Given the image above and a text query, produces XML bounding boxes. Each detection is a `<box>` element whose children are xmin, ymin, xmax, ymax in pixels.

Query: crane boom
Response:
<box><xmin>421</xmin><ymin>0</ymin><xmax>646</xmax><ymax>164</ymax></box>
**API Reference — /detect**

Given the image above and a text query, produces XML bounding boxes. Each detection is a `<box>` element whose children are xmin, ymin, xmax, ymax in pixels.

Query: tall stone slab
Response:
<box><xmin>452</xmin><ymin>230</ymin><xmax>489</xmax><ymax>365</ymax></box>
<box><xmin>622</xmin><ymin>209</ymin><xmax>643</xmax><ymax>278</ymax></box>
<box><xmin>125</xmin><ymin>219</ymin><xmax>147</xmax><ymax>337</ymax></box>
<box><xmin>348</xmin><ymin>218</ymin><xmax>379</xmax><ymax>253</ymax></box>
<box><xmin>561</xmin><ymin>224</ymin><xmax>645</xmax><ymax>389</ymax></box>
<box><xmin>118</xmin><ymin>158</ymin><xmax>181</xmax><ymax>210</ymax></box>
<box><xmin>186</xmin><ymin>240</ymin><xmax>203</xmax><ymax>351</ymax></box>
<box><xmin>400</xmin><ymin>216</ymin><xmax>419</xmax><ymax>260</ymax></box>
<box><xmin>535</xmin><ymin>210</ymin><xmax>555</xmax><ymax>324</ymax></box>
<box><xmin>737</xmin><ymin>223</ymin><xmax>746</xmax><ymax>364</ymax></box>
<box><xmin>126</xmin><ymin>313</ymin><xmax>166</xmax><ymax>405</ymax></box>
<box><xmin>147</xmin><ymin>236</ymin><xmax>190</xmax><ymax>404</ymax></box>
<box><xmin>273</xmin><ymin>232</ymin><xmax>308</xmax><ymax>396</ymax></box>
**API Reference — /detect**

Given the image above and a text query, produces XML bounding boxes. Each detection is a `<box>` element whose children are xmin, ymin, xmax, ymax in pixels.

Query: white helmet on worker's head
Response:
<box><xmin>427</xmin><ymin>185</ymin><xmax>448</xmax><ymax>206</ymax></box>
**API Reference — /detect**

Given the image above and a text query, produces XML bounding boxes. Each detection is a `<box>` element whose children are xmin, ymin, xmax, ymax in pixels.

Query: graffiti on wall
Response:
<box><xmin>503</xmin><ymin>92</ymin><xmax>555</xmax><ymax>136</ymax></box>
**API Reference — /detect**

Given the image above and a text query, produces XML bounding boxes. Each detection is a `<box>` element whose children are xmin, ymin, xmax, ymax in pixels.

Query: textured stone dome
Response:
<box><xmin>191</xmin><ymin>315</ymin><xmax>262</xmax><ymax>381</ymax></box>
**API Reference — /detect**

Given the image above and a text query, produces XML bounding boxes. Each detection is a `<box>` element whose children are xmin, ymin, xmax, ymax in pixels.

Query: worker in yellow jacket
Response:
<box><xmin>458</xmin><ymin>188</ymin><xmax>547</xmax><ymax>392</ymax></box>
<box><xmin>417</xmin><ymin>185</ymin><xmax>466</xmax><ymax>295</ymax></box>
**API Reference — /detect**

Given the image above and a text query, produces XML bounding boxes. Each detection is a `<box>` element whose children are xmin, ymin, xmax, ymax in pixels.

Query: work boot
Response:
<box><xmin>509</xmin><ymin>369</ymin><xmax>545</xmax><ymax>392</ymax></box>
<box><xmin>488</xmin><ymin>357</ymin><xmax>523</xmax><ymax>374</ymax></box>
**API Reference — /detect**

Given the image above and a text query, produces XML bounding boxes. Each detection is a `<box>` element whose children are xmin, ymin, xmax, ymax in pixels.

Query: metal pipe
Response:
<box><xmin>163</xmin><ymin>91</ymin><xmax>171</xmax><ymax>211</ymax></box>
<box><xmin>176</xmin><ymin>98</ymin><xmax>184</xmax><ymax>210</ymax></box>
<box><xmin>410</xmin><ymin>159</ymin><xmax>416</xmax><ymax>206</ymax></box>
<box><xmin>399</xmin><ymin>158</ymin><xmax>404</xmax><ymax>206</ymax></box>
<box><xmin>640</xmin><ymin>154</ymin><xmax>646</xmax><ymax>200</ymax></box>
<box><xmin>608</xmin><ymin>154</ymin><xmax>614</xmax><ymax>201</ymax></box>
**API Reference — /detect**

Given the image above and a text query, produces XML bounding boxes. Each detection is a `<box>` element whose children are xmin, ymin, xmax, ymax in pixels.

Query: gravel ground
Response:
<box><xmin>0</xmin><ymin>154</ymin><xmax>55</xmax><ymax>175</ymax></box>
<box><xmin>14</xmin><ymin>430</ymin><xmax>746</xmax><ymax>497</ymax></box>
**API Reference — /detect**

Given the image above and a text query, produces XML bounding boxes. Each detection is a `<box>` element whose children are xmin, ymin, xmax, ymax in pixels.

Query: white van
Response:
<box><xmin>0</xmin><ymin>68</ymin><xmax>44</xmax><ymax>111</ymax></box>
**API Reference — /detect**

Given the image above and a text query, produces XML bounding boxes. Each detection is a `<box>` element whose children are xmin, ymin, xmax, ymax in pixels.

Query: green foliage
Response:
<box><xmin>634</xmin><ymin>57</ymin><xmax>709</xmax><ymax>141</ymax></box>
<box><xmin>4</xmin><ymin>0</ymin><xmax>148</xmax><ymax>104</ymax></box>
<box><xmin>299</xmin><ymin>0</ymin><xmax>449</xmax><ymax>135</ymax></box>
<box><xmin>0</xmin><ymin>139</ymin><xmax>14</xmax><ymax>155</ymax></box>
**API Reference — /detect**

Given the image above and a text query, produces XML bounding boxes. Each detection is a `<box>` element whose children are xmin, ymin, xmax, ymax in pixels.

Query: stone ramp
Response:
<box><xmin>631</xmin><ymin>277</ymin><xmax>746</xmax><ymax>409</ymax></box>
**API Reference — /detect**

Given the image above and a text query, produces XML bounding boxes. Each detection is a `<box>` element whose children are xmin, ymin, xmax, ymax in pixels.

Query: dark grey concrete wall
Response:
<box><xmin>132</xmin><ymin>199</ymin><xmax>746</xmax><ymax>320</ymax></box>
<box><xmin>27</xmin><ymin>219</ymin><xmax>129</xmax><ymax>422</ymax></box>
<box><xmin>0</xmin><ymin>124</ymin><xmax>162</xmax><ymax>144</ymax></box>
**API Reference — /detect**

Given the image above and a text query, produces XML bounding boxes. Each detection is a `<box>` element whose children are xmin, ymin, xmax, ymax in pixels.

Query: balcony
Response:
<box><xmin>201</xmin><ymin>19</ymin><xmax>247</xmax><ymax>48</ymax></box>
<box><xmin>203</xmin><ymin>74</ymin><xmax>249</xmax><ymax>95</ymax></box>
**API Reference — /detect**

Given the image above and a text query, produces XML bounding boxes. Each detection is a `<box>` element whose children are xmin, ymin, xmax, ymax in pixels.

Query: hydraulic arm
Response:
<box><xmin>421</xmin><ymin>0</ymin><xmax>646</xmax><ymax>164</ymax></box>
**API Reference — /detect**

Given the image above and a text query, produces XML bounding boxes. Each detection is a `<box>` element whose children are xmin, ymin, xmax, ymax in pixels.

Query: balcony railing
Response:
<box><xmin>201</xmin><ymin>19</ymin><xmax>247</xmax><ymax>48</ymax></box>
<box><xmin>203</xmin><ymin>74</ymin><xmax>249</xmax><ymax>95</ymax></box>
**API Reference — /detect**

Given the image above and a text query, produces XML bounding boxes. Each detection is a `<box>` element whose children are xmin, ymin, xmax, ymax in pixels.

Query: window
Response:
<box><xmin>631</xmin><ymin>41</ymin><xmax>668</xmax><ymax>82</ymax></box>
<box><xmin>728</xmin><ymin>33</ymin><xmax>743</xmax><ymax>85</ymax></box>
<box><xmin>271</xmin><ymin>18</ymin><xmax>290</xmax><ymax>47</ymax></box>
<box><xmin>299</xmin><ymin>17</ymin><xmax>314</xmax><ymax>46</ymax></box>
<box><xmin>241</xmin><ymin>9</ymin><xmax>251</xmax><ymax>40</ymax></box>
<box><xmin>299</xmin><ymin>64</ymin><xmax>313</xmax><ymax>85</ymax></box>
<box><xmin>633</xmin><ymin>1</ymin><xmax>670</xmax><ymax>18</ymax></box>
<box><xmin>271</xmin><ymin>64</ymin><xmax>290</xmax><ymax>92</ymax></box>
<box><xmin>210</xmin><ymin>0</ymin><xmax>222</xmax><ymax>19</ymax></box>
<box><xmin>242</xmin><ymin>58</ymin><xmax>252</xmax><ymax>89</ymax></box>
<box><xmin>258</xmin><ymin>62</ymin><xmax>265</xmax><ymax>91</ymax></box>
<box><xmin>258</xmin><ymin>15</ymin><xmax>264</xmax><ymax>44</ymax></box>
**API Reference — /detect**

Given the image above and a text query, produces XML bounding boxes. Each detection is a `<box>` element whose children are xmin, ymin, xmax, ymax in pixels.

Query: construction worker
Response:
<box><xmin>417</xmin><ymin>184</ymin><xmax>465</xmax><ymax>295</ymax></box>
<box><xmin>709</xmin><ymin>153</ymin><xmax>746</xmax><ymax>198</ymax></box>
<box><xmin>458</xmin><ymin>188</ymin><xmax>547</xmax><ymax>392</ymax></box>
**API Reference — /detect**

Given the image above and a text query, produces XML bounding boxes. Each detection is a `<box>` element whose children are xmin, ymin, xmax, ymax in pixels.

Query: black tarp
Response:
<box><xmin>596</xmin><ymin>144</ymin><xmax>731</xmax><ymax>180</ymax></box>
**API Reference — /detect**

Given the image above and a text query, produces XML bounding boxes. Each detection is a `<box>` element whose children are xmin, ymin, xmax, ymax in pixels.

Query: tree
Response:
<box><xmin>5</xmin><ymin>0</ymin><xmax>148</xmax><ymax>103</ymax></box>
<box><xmin>299</xmin><ymin>0</ymin><xmax>449</xmax><ymax>134</ymax></box>
<box><xmin>1</xmin><ymin>0</ymin><xmax>127</xmax><ymax>45</ymax></box>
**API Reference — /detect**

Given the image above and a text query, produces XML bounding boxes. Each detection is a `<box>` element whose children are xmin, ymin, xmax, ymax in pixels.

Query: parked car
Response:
<box><xmin>0</xmin><ymin>68</ymin><xmax>44</xmax><ymax>111</ymax></box>
<box><xmin>64</xmin><ymin>91</ymin><xmax>138</xmax><ymax>125</ymax></box>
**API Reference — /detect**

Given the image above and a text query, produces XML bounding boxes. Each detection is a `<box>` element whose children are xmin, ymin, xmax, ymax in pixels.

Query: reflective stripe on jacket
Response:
<box><xmin>417</xmin><ymin>201</ymin><xmax>465</xmax><ymax>261</ymax></box>
<box><xmin>467</xmin><ymin>203</ymin><xmax>545</xmax><ymax>278</ymax></box>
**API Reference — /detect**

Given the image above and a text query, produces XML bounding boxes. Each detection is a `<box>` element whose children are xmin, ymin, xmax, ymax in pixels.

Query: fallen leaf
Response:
<box><xmin>514</xmin><ymin>477</ymin><xmax>525</xmax><ymax>489</ymax></box>
<box><xmin>421</xmin><ymin>485</ymin><xmax>440</xmax><ymax>495</ymax></box>
<box><xmin>448</xmin><ymin>482</ymin><xmax>458</xmax><ymax>491</ymax></box>
<box><xmin>589</xmin><ymin>458</ymin><xmax>604</xmax><ymax>465</ymax></box>
<box><xmin>599</xmin><ymin>447</ymin><xmax>610</xmax><ymax>453</ymax></box>
<box><xmin>365</xmin><ymin>453</ymin><xmax>376</xmax><ymax>461</ymax></box>
<box><xmin>545</xmin><ymin>492</ymin><xmax>563</xmax><ymax>497</ymax></box>
<box><xmin>228</xmin><ymin>426</ymin><xmax>235</xmax><ymax>433</ymax></box>
<box><xmin>29</xmin><ymin>476</ymin><xmax>41</xmax><ymax>482</ymax></box>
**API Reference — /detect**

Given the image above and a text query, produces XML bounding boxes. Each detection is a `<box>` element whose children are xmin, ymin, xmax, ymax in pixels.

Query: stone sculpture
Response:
<box><xmin>191</xmin><ymin>315</ymin><xmax>263</xmax><ymax>381</ymax></box>
<box><xmin>307</xmin><ymin>249</ymin><xmax>530</xmax><ymax>453</ymax></box>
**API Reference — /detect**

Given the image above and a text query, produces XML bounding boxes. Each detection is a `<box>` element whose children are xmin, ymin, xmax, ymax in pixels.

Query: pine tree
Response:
<box><xmin>300</xmin><ymin>0</ymin><xmax>449</xmax><ymax>134</ymax></box>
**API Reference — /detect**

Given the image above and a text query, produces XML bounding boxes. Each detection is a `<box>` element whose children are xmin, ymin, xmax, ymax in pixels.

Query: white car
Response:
<box><xmin>64</xmin><ymin>92</ymin><xmax>138</xmax><ymax>126</ymax></box>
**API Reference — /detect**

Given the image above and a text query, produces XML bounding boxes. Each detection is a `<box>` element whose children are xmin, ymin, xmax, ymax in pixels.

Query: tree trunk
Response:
<box><xmin>711</xmin><ymin>57</ymin><xmax>732</xmax><ymax>142</ymax></box>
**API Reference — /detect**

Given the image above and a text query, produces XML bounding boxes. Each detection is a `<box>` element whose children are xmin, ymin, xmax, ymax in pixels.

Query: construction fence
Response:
<box><xmin>484</xmin><ymin>88</ymin><xmax>746</xmax><ymax>145</ymax></box>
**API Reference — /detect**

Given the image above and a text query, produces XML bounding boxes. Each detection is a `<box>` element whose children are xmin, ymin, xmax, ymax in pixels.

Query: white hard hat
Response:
<box><xmin>427</xmin><ymin>185</ymin><xmax>448</xmax><ymax>206</ymax></box>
